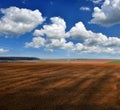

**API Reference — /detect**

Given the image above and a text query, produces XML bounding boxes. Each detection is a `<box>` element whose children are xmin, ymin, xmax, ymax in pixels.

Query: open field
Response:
<box><xmin>0</xmin><ymin>60</ymin><xmax>120</xmax><ymax>110</ymax></box>
<box><xmin>108</xmin><ymin>60</ymin><xmax>120</xmax><ymax>64</ymax></box>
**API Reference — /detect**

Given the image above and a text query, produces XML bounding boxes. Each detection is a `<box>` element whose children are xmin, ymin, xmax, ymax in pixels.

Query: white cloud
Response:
<box><xmin>70</xmin><ymin>22</ymin><xmax>120</xmax><ymax>54</ymax></box>
<box><xmin>26</xmin><ymin>17</ymin><xmax>73</xmax><ymax>51</ymax></box>
<box><xmin>0</xmin><ymin>48</ymin><xmax>9</xmax><ymax>54</ymax></box>
<box><xmin>25</xmin><ymin>37</ymin><xmax>45</xmax><ymax>48</ymax></box>
<box><xmin>69</xmin><ymin>22</ymin><xmax>107</xmax><ymax>42</ymax></box>
<box><xmin>90</xmin><ymin>0</ymin><xmax>120</xmax><ymax>26</ymax></box>
<box><xmin>69</xmin><ymin>22</ymin><xmax>92</xmax><ymax>40</ymax></box>
<box><xmin>85</xmin><ymin>36</ymin><xmax>120</xmax><ymax>47</ymax></box>
<box><xmin>69</xmin><ymin>22</ymin><xmax>113</xmax><ymax>46</ymax></box>
<box><xmin>74</xmin><ymin>44</ymin><xmax>116</xmax><ymax>54</ymax></box>
<box><xmin>45</xmin><ymin>38</ymin><xmax>74</xmax><ymax>51</ymax></box>
<box><xmin>90</xmin><ymin>0</ymin><xmax>103</xmax><ymax>4</ymax></box>
<box><xmin>25</xmin><ymin>37</ymin><xmax>73</xmax><ymax>51</ymax></box>
<box><xmin>33</xmin><ymin>17</ymin><xmax>69</xmax><ymax>39</ymax></box>
<box><xmin>0</xmin><ymin>7</ymin><xmax>45</xmax><ymax>36</ymax></box>
<box><xmin>26</xmin><ymin>16</ymin><xmax>120</xmax><ymax>55</ymax></box>
<box><xmin>80</xmin><ymin>7</ymin><xmax>90</xmax><ymax>11</ymax></box>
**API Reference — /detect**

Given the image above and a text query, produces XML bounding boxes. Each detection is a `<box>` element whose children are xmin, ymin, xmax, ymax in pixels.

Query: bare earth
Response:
<box><xmin>0</xmin><ymin>60</ymin><xmax>120</xmax><ymax>110</ymax></box>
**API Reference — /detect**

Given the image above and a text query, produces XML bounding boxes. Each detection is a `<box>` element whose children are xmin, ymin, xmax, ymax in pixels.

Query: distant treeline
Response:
<box><xmin>0</xmin><ymin>57</ymin><xmax>40</xmax><ymax>61</ymax></box>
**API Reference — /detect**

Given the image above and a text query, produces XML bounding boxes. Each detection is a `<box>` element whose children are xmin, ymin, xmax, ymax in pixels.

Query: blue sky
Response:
<box><xmin>0</xmin><ymin>0</ymin><xmax>120</xmax><ymax>59</ymax></box>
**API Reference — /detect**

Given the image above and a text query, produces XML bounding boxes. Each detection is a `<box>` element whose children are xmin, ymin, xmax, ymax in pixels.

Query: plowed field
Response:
<box><xmin>0</xmin><ymin>61</ymin><xmax>120</xmax><ymax>110</ymax></box>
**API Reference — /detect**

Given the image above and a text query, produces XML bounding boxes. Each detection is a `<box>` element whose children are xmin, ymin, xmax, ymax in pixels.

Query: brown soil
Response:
<box><xmin>0</xmin><ymin>61</ymin><xmax>120</xmax><ymax>110</ymax></box>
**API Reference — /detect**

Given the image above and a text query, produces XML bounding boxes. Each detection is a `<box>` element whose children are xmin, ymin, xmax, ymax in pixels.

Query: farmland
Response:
<box><xmin>0</xmin><ymin>60</ymin><xmax>120</xmax><ymax>110</ymax></box>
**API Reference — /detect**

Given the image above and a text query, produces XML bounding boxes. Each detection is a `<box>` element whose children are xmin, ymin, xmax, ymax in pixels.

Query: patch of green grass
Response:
<box><xmin>107</xmin><ymin>60</ymin><xmax>120</xmax><ymax>64</ymax></box>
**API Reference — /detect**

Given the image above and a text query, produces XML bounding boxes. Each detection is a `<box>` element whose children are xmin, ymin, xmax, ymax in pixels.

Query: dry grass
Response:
<box><xmin>0</xmin><ymin>61</ymin><xmax>120</xmax><ymax>110</ymax></box>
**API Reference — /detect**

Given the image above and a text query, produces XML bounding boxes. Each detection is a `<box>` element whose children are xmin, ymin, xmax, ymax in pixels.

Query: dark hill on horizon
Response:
<box><xmin>0</xmin><ymin>57</ymin><xmax>40</xmax><ymax>61</ymax></box>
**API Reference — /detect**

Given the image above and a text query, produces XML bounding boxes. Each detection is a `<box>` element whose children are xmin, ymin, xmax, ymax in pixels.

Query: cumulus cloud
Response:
<box><xmin>0</xmin><ymin>7</ymin><xmax>45</xmax><ymax>36</ymax></box>
<box><xmin>74</xmin><ymin>43</ymin><xmax>117</xmax><ymax>54</ymax></box>
<box><xmin>33</xmin><ymin>17</ymin><xmax>69</xmax><ymax>39</ymax></box>
<box><xmin>90</xmin><ymin>0</ymin><xmax>120</xmax><ymax>26</ymax></box>
<box><xmin>26</xmin><ymin>16</ymin><xmax>120</xmax><ymax>54</ymax></box>
<box><xmin>0</xmin><ymin>48</ymin><xmax>9</xmax><ymax>54</ymax></box>
<box><xmin>69</xmin><ymin>22</ymin><xmax>120</xmax><ymax>54</ymax></box>
<box><xmin>45</xmin><ymin>38</ymin><xmax>74</xmax><ymax>51</ymax></box>
<box><xmin>25</xmin><ymin>37</ymin><xmax>45</xmax><ymax>48</ymax></box>
<box><xmin>69</xmin><ymin>22</ymin><xmax>95</xmax><ymax>40</ymax></box>
<box><xmin>25</xmin><ymin>17</ymin><xmax>72</xmax><ymax>51</ymax></box>
<box><xmin>90</xmin><ymin>0</ymin><xmax>103</xmax><ymax>4</ymax></box>
<box><xmin>80</xmin><ymin>7</ymin><xmax>90</xmax><ymax>11</ymax></box>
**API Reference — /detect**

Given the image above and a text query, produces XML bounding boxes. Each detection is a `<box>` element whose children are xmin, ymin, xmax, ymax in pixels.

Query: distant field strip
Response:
<box><xmin>107</xmin><ymin>60</ymin><xmax>120</xmax><ymax>64</ymax></box>
<box><xmin>0</xmin><ymin>62</ymin><xmax>120</xmax><ymax>110</ymax></box>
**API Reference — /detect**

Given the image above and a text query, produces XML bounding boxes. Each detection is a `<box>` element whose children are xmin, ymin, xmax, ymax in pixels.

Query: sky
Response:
<box><xmin>0</xmin><ymin>0</ymin><xmax>120</xmax><ymax>59</ymax></box>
